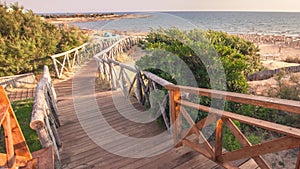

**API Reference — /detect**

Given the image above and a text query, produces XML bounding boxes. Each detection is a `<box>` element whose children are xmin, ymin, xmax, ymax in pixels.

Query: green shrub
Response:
<box><xmin>137</xmin><ymin>28</ymin><xmax>264</xmax><ymax>150</ymax></box>
<box><xmin>0</xmin><ymin>3</ymin><xmax>87</xmax><ymax>76</ymax></box>
<box><xmin>137</xmin><ymin>28</ymin><xmax>261</xmax><ymax>94</ymax></box>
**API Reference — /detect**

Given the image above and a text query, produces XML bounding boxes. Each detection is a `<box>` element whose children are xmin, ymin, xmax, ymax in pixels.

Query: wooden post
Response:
<box><xmin>52</xmin><ymin>58</ymin><xmax>60</xmax><ymax>78</ymax></box>
<box><xmin>215</xmin><ymin>119</ymin><xmax>223</xmax><ymax>161</ymax></box>
<box><xmin>296</xmin><ymin>150</ymin><xmax>300</xmax><ymax>169</ymax></box>
<box><xmin>109</xmin><ymin>63</ymin><xmax>116</xmax><ymax>90</ymax></box>
<box><xmin>167</xmin><ymin>85</ymin><xmax>181</xmax><ymax>147</ymax></box>
<box><xmin>3</xmin><ymin>113</ymin><xmax>15</xmax><ymax>168</ymax></box>
<box><xmin>121</xmin><ymin>68</ymin><xmax>128</xmax><ymax>94</ymax></box>
<box><xmin>135</xmin><ymin>73</ymin><xmax>143</xmax><ymax>104</ymax></box>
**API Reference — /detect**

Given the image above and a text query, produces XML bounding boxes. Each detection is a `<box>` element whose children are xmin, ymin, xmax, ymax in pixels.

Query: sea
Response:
<box><xmin>71</xmin><ymin>11</ymin><xmax>300</xmax><ymax>36</ymax></box>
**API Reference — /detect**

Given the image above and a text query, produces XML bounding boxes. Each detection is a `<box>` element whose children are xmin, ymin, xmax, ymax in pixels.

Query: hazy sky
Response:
<box><xmin>4</xmin><ymin>0</ymin><xmax>300</xmax><ymax>13</ymax></box>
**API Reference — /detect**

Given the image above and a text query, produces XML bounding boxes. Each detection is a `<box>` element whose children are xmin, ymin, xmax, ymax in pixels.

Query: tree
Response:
<box><xmin>0</xmin><ymin>3</ymin><xmax>87</xmax><ymax>76</ymax></box>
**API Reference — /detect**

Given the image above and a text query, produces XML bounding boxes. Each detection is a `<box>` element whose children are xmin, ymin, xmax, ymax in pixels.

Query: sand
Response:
<box><xmin>43</xmin><ymin>14</ymin><xmax>151</xmax><ymax>24</ymax></box>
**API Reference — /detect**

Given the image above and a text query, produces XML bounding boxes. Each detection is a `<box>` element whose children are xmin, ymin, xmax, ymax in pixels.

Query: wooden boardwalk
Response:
<box><xmin>55</xmin><ymin>59</ymin><xmax>257</xmax><ymax>169</ymax></box>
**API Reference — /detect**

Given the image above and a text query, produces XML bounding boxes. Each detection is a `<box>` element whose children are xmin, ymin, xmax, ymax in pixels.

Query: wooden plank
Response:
<box><xmin>175</xmin><ymin>85</ymin><xmax>300</xmax><ymax>114</ymax></box>
<box><xmin>222</xmin><ymin>118</ymin><xmax>271</xmax><ymax>169</ymax></box>
<box><xmin>177</xmin><ymin>99</ymin><xmax>300</xmax><ymax>138</ymax></box>
<box><xmin>239</xmin><ymin>159</ymin><xmax>259</xmax><ymax>169</ymax></box>
<box><xmin>143</xmin><ymin>71</ymin><xmax>174</xmax><ymax>87</ymax></box>
<box><xmin>134</xmin><ymin>147</ymin><xmax>193</xmax><ymax>169</ymax></box>
<box><xmin>32</xmin><ymin>146</ymin><xmax>54</xmax><ymax>169</ymax></box>
<box><xmin>173</xmin><ymin>152</ymin><xmax>211</xmax><ymax>169</ymax></box>
<box><xmin>196</xmin><ymin>160</ymin><xmax>221</xmax><ymax>169</ymax></box>
<box><xmin>0</xmin><ymin>153</ymin><xmax>27</xmax><ymax>167</ymax></box>
<box><xmin>182</xmin><ymin>139</ymin><xmax>212</xmax><ymax>159</ymax></box>
<box><xmin>215</xmin><ymin>119</ymin><xmax>223</xmax><ymax>161</ymax></box>
<box><xmin>219</xmin><ymin>136</ymin><xmax>300</xmax><ymax>163</ymax></box>
<box><xmin>169</xmin><ymin>88</ymin><xmax>181</xmax><ymax>146</ymax></box>
<box><xmin>156</xmin><ymin>151</ymin><xmax>203</xmax><ymax>169</ymax></box>
<box><xmin>3</xmin><ymin>111</ymin><xmax>15</xmax><ymax>168</ymax></box>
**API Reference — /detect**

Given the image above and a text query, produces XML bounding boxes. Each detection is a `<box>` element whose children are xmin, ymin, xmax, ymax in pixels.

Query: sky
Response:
<box><xmin>3</xmin><ymin>0</ymin><xmax>300</xmax><ymax>13</ymax></box>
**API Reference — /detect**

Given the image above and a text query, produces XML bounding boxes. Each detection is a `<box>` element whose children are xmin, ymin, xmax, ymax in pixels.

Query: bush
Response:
<box><xmin>0</xmin><ymin>3</ymin><xmax>87</xmax><ymax>76</ymax></box>
<box><xmin>137</xmin><ymin>28</ymin><xmax>264</xmax><ymax>150</ymax></box>
<box><xmin>137</xmin><ymin>28</ymin><xmax>261</xmax><ymax>94</ymax></box>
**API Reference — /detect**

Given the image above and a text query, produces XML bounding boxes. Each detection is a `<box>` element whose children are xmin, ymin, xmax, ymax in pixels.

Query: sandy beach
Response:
<box><xmin>43</xmin><ymin>13</ymin><xmax>151</xmax><ymax>24</ymax></box>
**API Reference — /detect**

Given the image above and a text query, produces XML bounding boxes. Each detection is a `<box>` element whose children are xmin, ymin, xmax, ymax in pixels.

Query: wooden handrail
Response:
<box><xmin>93</xmin><ymin>35</ymin><xmax>300</xmax><ymax>168</ymax></box>
<box><xmin>143</xmin><ymin>71</ymin><xmax>174</xmax><ymax>87</ymax></box>
<box><xmin>30</xmin><ymin>65</ymin><xmax>61</xmax><ymax>168</ymax></box>
<box><xmin>51</xmin><ymin>36</ymin><xmax>122</xmax><ymax>78</ymax></box>
<box><xmin>0</xmin><ymin>86</ymin><xmax>32</xmax><ymax>168</ymax></box>
<box><xmin>50</xmin><ymin>43</ymin><xmax>88</xmax><ymax>59</ymax></box>
<box><xmin>167</xmin><ymin>84</ymin><xmax>300</xmax><ymax>169</ymax></box>
<box><xmin>167</xmin><ymin>85</ymin><xmax>300</xmax><ymax>114</ymax></box>
<box><xmin>177</xmin><ymin>99</ymin><xmax>300</xmax><ymax>138</ymax></box>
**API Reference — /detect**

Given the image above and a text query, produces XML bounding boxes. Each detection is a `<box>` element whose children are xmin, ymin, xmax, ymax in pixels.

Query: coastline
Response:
<box><xmin>42</xmin><ymin>13</ymin><xmax>151</xmax><ymax>24</ymax></box>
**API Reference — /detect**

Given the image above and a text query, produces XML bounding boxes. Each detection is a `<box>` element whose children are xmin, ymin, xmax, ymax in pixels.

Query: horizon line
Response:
<box><xmin>36</xmin><ymin>10</ymin><xmax>300</xmax><ymax>14</ymax></box>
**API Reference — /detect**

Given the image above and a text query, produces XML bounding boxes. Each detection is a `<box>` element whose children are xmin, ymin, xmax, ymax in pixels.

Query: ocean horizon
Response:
<box><xmin>67</xmin><ymin>11</ymin><xmax>300</xmax><ymax>36</ymax></box>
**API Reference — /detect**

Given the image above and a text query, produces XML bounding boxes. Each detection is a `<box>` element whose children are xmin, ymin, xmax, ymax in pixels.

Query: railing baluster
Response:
<box><xmin>52</xmin><ymin>58</ymin><xmax>60</xmax><ymax>78</ymax></box>
<box><xmin>109</xmin><ymin>62</ymin><xmax>116</xmax><ymax>90</ymax></box>
<box><xmin>135</xmin><ymin>73</ymin><xmax>143</xmax><ymax>104</ymax></box>
<box><xmin>222</xmin><ymin>118</ymin><xmax>271</xmax><ymax>169</ymax></box>
<box><xmin>66</xmin><ymin>53</ymin><xmax>71</xmax><ymax>70</ymax></box>
<box><xmin>59</xmin><ymin>54</ymin><xmax>67</xmax><ymax>78</ymax></box>
<box><xmin>128</xmin><ymin>74</ymin><xmax>137</xmax><ymax>96</ymax></box>
<box><xmin>215</xmin><ymin>119</ymin><xmax>223</xmax><ymax>161</ymax></box>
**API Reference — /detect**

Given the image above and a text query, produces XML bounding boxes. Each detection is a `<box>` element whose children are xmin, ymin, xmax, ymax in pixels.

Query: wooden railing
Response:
<box><xmin>30</xmin><ymin>65</ymin><xmax>61</xmax><ymax>168</ymax></box>
<box><xmin>93</xmin><ymin>36</ymin><xmax>173</xmax><ymax>129</ymax></box>
<box><xmin>94</xmin><ymin>37</ymin><xmax>300</xmax><ymax>168</ymax></box>
<box><xmin>0</xmin><ymin>86</ymin><xmax>33</xmax><ymax>168</ymax></box>
<box><xmin>0</xmin><ymin>73</ymin><xmax>36</xmax><ymax>89</ymax></box>
<box><xmin>165</xmin><ymin>85</ymin><xmax>300</xmax><ymax>169</ymax></box>
<box><xmin>51</xmin><ymin>36</ymin><xmax>120</xmax><ymax>79</ymax></box>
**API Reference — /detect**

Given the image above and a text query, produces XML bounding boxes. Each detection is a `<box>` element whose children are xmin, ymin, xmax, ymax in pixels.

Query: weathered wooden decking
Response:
<box><xmin>54</xmin><ymin>59</ymin><xmax>256</xmax><ymax>169</ymax></box>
